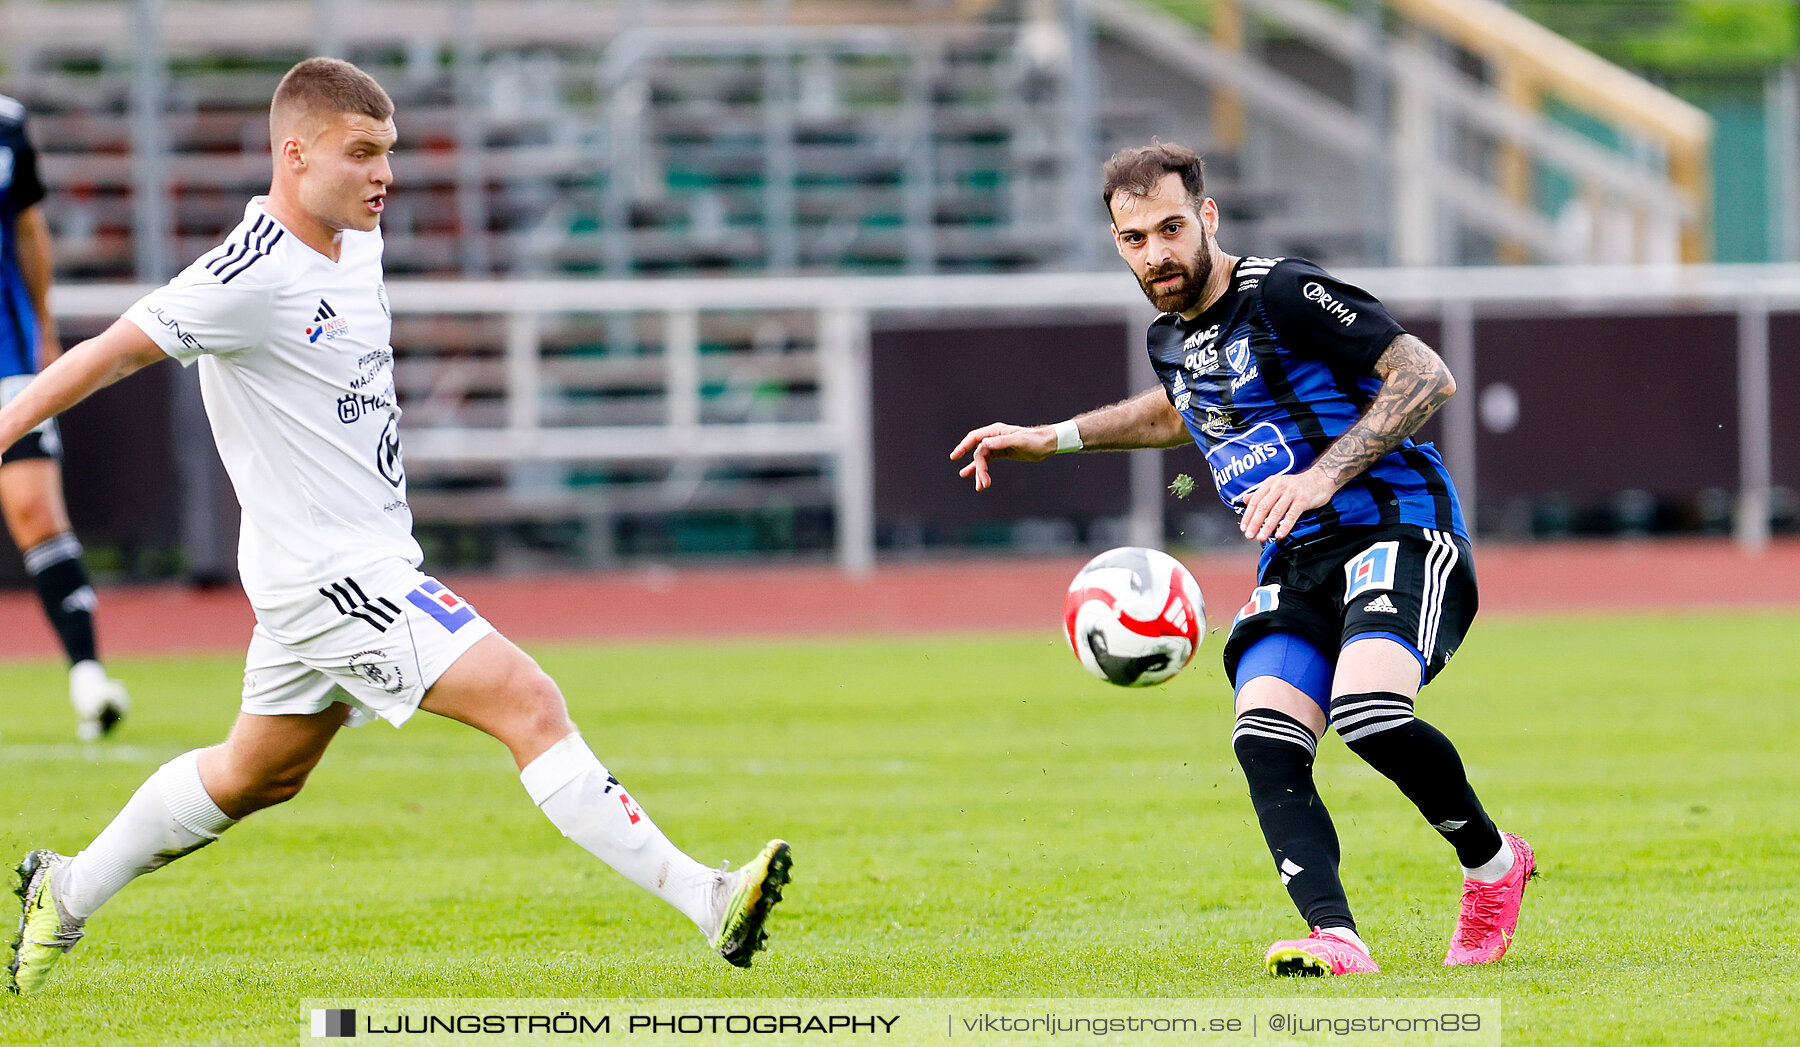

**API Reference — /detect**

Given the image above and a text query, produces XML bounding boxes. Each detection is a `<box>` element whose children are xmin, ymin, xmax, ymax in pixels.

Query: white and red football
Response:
<box><xmin>1064</xmin><ymin>547</ymin><xmax>1205</xmax><ymax>687</ymax></box>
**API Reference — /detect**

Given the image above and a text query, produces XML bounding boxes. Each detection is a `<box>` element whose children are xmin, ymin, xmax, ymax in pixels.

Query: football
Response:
<box><xmin>1063</xmin><ymin>546</ymin><xmax>1205</xmax><ymax>687</ymax></box>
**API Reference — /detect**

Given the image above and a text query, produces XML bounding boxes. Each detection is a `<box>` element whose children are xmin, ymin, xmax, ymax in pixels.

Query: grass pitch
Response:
<box><xmin>2</xmin><ymin>611</ymin><xmax>1796</xmax><ymax>1045</ymax></box>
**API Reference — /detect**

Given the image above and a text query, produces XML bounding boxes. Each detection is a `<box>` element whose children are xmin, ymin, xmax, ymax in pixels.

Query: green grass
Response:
<box><xmin>3</xmin><ymin>613</ymin><xmax>1798</xmax><ymax>1045</ymax></box>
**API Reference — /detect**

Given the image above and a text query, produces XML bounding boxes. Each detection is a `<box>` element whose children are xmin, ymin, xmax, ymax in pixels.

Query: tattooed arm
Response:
<box><xmin>1238</xmin><ymin>333</ymin><xmax>1455</xmax><ymax>542</ymax></box>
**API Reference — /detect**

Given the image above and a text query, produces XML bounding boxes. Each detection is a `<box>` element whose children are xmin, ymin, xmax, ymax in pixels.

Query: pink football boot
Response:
<box><xmin>1265</xmin><ymin>927</ymin><xmax>1380</xmax><ymax>976</ymax></box>
<box><xmin>1445</xmin><ymin>832</ymin><xmax>1537</xmax><ymax>966</ymax></box>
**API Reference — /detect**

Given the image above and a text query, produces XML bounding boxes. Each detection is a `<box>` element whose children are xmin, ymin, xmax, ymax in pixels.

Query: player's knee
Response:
<box><xmin>4</xmin><ymin>501</ymin><xmax>62</xmax><ymax>550</ymax></box>
<box><xmin>507</xmin><ymin>663</ymin><xmax>575</xmax><ymax>743</ymax></box>
<box><xmin>254</xmin><ymin>767</ymin><xmax>314</xmax><ymax>808</ymax></box>
<box><xmin>206</xmin><ymin>761</ymin><xmax>313</xmax><ymax>816</ymax></box>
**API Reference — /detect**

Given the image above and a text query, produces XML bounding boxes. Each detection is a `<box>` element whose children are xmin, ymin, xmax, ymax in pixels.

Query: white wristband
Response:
<box><xmin>1051</xmin><ymin>419</ymin><xmax>1083</xmax><ymax>453</ymax></box>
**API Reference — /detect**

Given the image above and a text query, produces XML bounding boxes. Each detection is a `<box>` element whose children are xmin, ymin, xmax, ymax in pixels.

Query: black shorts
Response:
<box><xmin>0</xmin><ymin>422</ymin><xmax>61</xmax><ymax>466</ymax></box>
<box><xmin>1222</xmin><ymin>524</ymin><xmax>1478</xmax><ymax>688</ymax></box>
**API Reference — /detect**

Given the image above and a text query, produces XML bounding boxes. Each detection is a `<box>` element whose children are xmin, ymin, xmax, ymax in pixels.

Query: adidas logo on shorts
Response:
<box><xmin>1362</xmin><ymin>594</ymin><xmax>1398</xmax><ymax>614</ymax></box>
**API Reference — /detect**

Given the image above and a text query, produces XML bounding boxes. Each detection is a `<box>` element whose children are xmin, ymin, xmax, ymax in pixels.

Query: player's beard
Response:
<box><xmin>1137</xmin><ymin>231</ymin><xmax>1215</xmax><ymax>315</ymax></box>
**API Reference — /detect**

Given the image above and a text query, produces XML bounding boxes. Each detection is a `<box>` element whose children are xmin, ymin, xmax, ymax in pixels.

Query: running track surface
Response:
<box><xmin>2</xmin><ymin>538</ymin><xmax>1796</xmax><ymax>661</ymax></box>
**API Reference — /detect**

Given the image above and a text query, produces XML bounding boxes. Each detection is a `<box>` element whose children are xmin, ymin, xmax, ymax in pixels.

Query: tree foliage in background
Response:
<box><xmin>1514</xmin><ymin>0</ymin><xmax>1799</xmax><ymax>74</ymax></box>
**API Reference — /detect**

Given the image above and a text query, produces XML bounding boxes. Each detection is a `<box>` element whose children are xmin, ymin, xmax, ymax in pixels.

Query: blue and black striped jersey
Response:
<box><xmin>1</xmin><ymin>93</ymin><xmax>48</xmax><ymax>380</ymax></box>
<box><xmin>1148</xmin><ymin>256</ymin><xmax>1466</xmax><ymax>566</ymax></box>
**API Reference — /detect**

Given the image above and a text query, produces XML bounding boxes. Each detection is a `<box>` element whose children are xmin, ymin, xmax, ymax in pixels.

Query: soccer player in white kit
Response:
<box><xmin>3</xmin><ymin>59</ymin><xmax>790</xmax><ymax>995</ymax></box>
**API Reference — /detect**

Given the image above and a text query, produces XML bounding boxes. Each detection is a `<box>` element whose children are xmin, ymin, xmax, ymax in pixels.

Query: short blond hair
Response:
<box><xmin>269</xmin><ymin>57</ymin><xmax>394</xmax><ymax>141</ymax></box>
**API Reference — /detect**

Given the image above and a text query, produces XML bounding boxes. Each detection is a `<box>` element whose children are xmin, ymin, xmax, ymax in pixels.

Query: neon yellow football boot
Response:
<box><xmin>707</xmin><ymin>839</ymin><xmax>792</xmax><ymax>968</ymax></box>
<box><xmin>7</xmin><ymin>850</ymin><xmax>85</xmax><ymax>995</ymax></box>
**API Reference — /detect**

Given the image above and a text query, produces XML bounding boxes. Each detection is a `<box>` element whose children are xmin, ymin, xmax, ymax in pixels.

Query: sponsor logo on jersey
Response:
<box><xmin>1303</xmin><ymin>282</ymin><xmax>1359</xmax><ymax>327</ymax></box>
<box><xmin>306</xmin><ymin>298</ymin><xmax>349</xmax><ymax>343</ymax></box>
<box><xmin>1184</xmin><ymin>346</ymin><xmax>1220</xmax><ymax>373</ymax></box>
<box><xmin>337</xmin><ymin>392</ymin><xmax>392</xmax><ymax>424</ymax></box>
<box><xmin>1206</xmin><ymin>421</ymin><xmax>1295</xmax><ymax>503</ymax></box>
<box><xmin>406</xmin><ymin>579</ymin><xmax>477</xmax><ymax>633</ymax></box>
<box><xmin>1199</xmin><ymin>406</ymin><xmax>1234</xmax><ymax>439</ymax></box>
<box><xmin>1233</xmin><ymin>583</ymin><xmax>1280</xmax><ymax>626</ymax></box>
<box><xmin>1182</xmin><ymin>324</ymin><xmax>1221</xmax><ymax>351</ymax></box>
<box><xmin>146</xmin><ymin>307</ymin><xmax>205</xmax><ymax>354</ymax></box>
<box><xmin>1344</xmin><ymin>541</ymin><xmax>1399</xmax><ymax>601</ymax></box>
<box><xmin>376</xmin><ymin>413</ymin><xmax>405</xmax><ymax>488</ymax></box>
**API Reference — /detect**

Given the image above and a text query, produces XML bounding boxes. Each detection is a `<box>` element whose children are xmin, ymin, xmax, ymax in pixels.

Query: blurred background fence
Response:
<box><xmin>1</xmin><ymin>0</ymin><xmax>1796</xmax><ymax>583</ymax></box>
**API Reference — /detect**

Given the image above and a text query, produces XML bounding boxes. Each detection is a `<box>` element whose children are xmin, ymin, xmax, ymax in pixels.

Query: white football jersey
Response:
<box><xmin>124</xmin><ymin>198</ymin><xmax>422</xmax><ymax>639</ymax></box>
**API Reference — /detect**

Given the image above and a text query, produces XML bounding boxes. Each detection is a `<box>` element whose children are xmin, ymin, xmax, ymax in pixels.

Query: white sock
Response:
<box><xmin>1462</xmin><ymin>836</ymin><xmax>1517</xmax><ymax>883</ymax></box>
<box><xmin>520</xmin><ymin>733</ymin><xmax>715</xmax><ymax>929</ymax></box>
<box><xmin>1318</xmin><ymin>924</ymin><xmax>1370</xmax><ymax>954</ymax></box>
<box><xmin>61</xmin><ymin>749</ymin><xmax>236</xmax><ymax>920</ymax></box>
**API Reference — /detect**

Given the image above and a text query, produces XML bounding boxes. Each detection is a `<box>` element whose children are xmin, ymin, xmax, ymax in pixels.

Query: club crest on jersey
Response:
<box><xmin>405</xmin><ymin>579</ymin><xmax>477</xmax><ymax>633</ymax></box>
<box><xmin>346</xmin><ymin>648</ymin><xmax>407</xmax><ymax>695</ymax></box>
<box><xmin>306</xmin><ymin>298</ymin><xmax>348</xmax><ymax>343</ymax></box>
<box><xmin>1344</xmin><ymin>541</ymin><xmax>1399</xmax><ymax>602</ymax></box>
<box><xmin>1224</xmin><ymin>336</ymin><xmax>1254</xmax><ymax>373</ymax></box>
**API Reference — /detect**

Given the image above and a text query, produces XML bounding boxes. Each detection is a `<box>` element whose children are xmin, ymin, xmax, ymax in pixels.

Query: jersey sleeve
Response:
<box><xmin>3</xmin><ymin>109</ymin><xmax>46</xmax><ymax>213</ymax></box>
<box><xmin>122</xmin><ymin>267</ymin><xmax>272</xmax><ymax>366</ymax></box>
<box><xmin>1259</xmin><ymin>258</ymin><xmax>1404</xmax><ymax>373</ymax></box>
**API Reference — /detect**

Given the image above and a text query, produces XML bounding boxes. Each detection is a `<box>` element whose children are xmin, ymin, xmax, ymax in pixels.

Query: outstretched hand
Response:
<box><xmin>1238</xmin><ymin>469</ymin><xmax>1338</xmax><ymax>542</ymax></box>
<box><xmin>949</xmin><ymin>422</ymin><xmax>1056</xmax><ymax>491</ymax></box>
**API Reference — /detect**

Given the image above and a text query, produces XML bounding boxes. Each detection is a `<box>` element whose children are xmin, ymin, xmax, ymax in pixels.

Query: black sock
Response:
<box><xmin>1330</xmin><ymin>691</ymin><xmax>1503</xmax><ymax>868</ymax></box>
<box><xmin>24</xmin><ymin>532</ymin><xmax>99</xmax><ymax>666</ymax></box>
<box><xmin>1232</xmin><ymin>708</ymin><xmax>1354</xmax><ymax>931</ymax></box>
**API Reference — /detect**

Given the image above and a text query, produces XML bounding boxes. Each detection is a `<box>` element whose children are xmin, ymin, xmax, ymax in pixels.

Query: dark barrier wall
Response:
<box><xmin>1775</xmin><ymin>314</ymin><xmax>1800</xmax><ymax>495</ymax></box>
<box><xmin>876</xmin><ymin>309</ymin><xmax>1797</xmax><ymax>544</ymax></box>
<box><xmin>1461</xmin><ymin>313</ymin><xmax>1739</xmax><ymax>500</ymax></box>
<box><xmin>870</xmin><ymin>319</ymin><xmax>1140</xmax><ymax>548</ymax></box>
<box><xmin>0</xmin><ymin>362</ymin><xmax>182</xmax><ymax>586</ymax></box>
<box><xmin>1402</xmin><ymin>311</ymin><xmax>1772</xmax><ymax>534</ymax></box>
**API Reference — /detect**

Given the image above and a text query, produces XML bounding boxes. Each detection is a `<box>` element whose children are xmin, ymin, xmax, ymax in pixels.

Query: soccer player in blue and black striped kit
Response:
<box><xmin>1</xmin><ymin>94</ymin><xmax>129</xmax><ymax>739</ymax></box>
<box><xmin>953</xmin><ymin>141</ymin><xmax>1535</xmax><ymax>976</ymax></box>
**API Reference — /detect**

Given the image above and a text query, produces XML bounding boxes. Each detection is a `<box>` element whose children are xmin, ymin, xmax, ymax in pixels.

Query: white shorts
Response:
<box><xmin>241</xmin><ymin>572</ymin><xmax>496</xmax><ymax>728</ymax></box>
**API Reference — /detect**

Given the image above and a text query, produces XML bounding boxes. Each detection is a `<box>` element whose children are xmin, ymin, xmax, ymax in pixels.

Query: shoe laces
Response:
<box><xmin>25</xmin><ymin>928</ymin><xmax>83</xmax><ymax>951</ymax></box>
<box><xmin>1454</xmin><ymin>879</ymin><xmax>1510</xmax><ymax>944</ymax></box>
<box><xmin>1309</xmin><ymin>928</ymin><xmax>1364</xmax><ymax>954</ymax></box>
